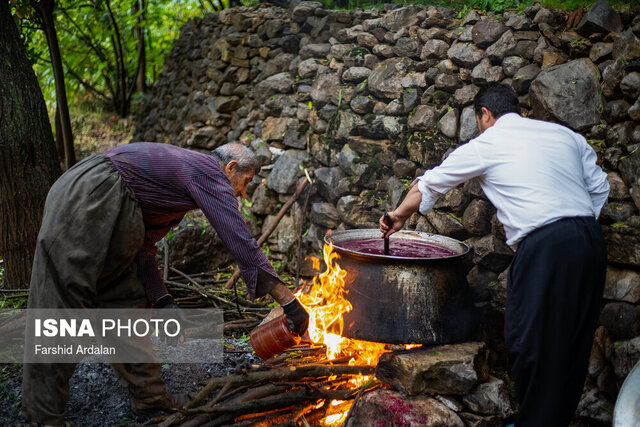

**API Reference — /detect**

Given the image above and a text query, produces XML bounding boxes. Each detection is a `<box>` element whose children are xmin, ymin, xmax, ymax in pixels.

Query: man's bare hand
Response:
<box><xmin>379</xmin><ymin>211</ymin><xmax>406</xmax><ymax>238</ymax></box>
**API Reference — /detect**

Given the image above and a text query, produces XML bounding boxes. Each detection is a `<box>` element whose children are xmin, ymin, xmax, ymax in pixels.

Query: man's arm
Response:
<box><xmin>186</xmin><ymin>175</ymin><xmax>284</xmax><ymax>300</ymax></box>
<box><xmin>381</xmin><ymin>141</ymin><xmax>487</xmax><ymax>236</ymax></box>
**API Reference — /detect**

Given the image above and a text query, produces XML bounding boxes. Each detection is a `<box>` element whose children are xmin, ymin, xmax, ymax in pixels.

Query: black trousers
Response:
<box><xmin>505</xmin><ymin>216</ymin><xmax>606</xmax><ymax>427</ymax></box>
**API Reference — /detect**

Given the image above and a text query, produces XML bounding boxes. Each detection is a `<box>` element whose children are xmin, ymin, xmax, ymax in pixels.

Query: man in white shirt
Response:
<box><xmin>380</xmin><ymin>83</ymin><xmax>609</xmax><ymax>426</ymax></box>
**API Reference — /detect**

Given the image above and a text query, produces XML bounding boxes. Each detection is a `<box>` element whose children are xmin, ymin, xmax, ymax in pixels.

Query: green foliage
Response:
<box><xmin>12</xmin><ymin>0</ymin><xmax>213</xmax><ymax>112</ymax></box>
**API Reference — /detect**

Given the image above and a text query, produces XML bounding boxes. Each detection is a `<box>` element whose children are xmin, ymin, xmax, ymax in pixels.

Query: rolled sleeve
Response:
<box><xmin>186</xmin><ymin>174</ymin><xmax>282</xmax><ymax>300</ymax></box>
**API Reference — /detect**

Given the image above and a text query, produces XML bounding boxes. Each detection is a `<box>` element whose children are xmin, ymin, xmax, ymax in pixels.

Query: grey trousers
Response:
<box><xmin>22</xmin><ymin>155</ymin><xmax>168</xmax><ymax>425</ymax></box>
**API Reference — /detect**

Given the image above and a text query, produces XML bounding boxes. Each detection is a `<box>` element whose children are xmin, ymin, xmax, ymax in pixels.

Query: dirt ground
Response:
<box><xmin>0</xmin><ymin>338</ymin><xmax>257</xmax><ymax>426</ymax></box>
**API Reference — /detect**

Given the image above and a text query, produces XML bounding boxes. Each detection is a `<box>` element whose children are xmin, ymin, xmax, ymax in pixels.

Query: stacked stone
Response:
<box><xmin>134</xmin><ymin>1</ymin><xmax>640</xmax><ymax>423</ymax></box>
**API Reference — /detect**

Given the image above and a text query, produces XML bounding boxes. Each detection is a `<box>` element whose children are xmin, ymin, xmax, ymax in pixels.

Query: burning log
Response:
<box><xmin>156</xmin><ymin>364</ymin><xmax>377</xmax><ymax>427</ymax></box>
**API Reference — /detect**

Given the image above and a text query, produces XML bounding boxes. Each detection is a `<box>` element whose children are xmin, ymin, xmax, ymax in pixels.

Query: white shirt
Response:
<box><xmin>417</xmin><ymin>113</ymin><xmax>610</xmax><ymax>246</ymax></box>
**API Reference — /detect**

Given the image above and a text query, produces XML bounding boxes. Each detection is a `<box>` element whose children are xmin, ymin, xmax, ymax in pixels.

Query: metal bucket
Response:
<box><xmin>325</xmin><ymin>229</ymin><xmax>476</xmax><ymax>345</ymax></box>
<box><xmin>250</xmin><ymin>315</ymin><xmax>301</xmax><ymax>360</ymax></box>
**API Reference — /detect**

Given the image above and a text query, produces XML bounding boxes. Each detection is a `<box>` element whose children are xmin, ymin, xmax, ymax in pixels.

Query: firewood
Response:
<box><xmin>224</xmin><ymin>383</ymin><xmax>289</xmax><ymax>405</ymax></box>
<box><xmin>190</xmin><ymin>385</ymin><xmax>369</xmax><ymax>416</ymax></box>
<box><xmin>189</xmin><ymin>364</ymin><xmax>374</xmax><ymax>409</ymax></box>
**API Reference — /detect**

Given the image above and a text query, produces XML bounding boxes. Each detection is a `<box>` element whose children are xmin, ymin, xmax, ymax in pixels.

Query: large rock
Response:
<box><xmin>426</xmin><ymin>210</ymin><xmax>468</xmax><ymax>240</ymax></box>
<box><xmin>613</xmin><ymin>29</ymin><xmax>640</xmax><ymax>62</ymax></box>
<box><xmin>408</xmin><ymin>105</ymin><xmax>439</xmax><ymax>131</ymax></box>
<box><xmin>605</xmin><ymin>99</ymin><xmax>632</xmax><ymax>123</ymax></box>
<box><xmin>471</xmin><ymin>58</ymin><xmax>504</xmax><ymax>84</ymax></box>
<box><xmin>621</xmin><ymin>72</ymin><xmax>640</xmax><ymax>99</ymax></box>
<box><xmin>461</xmin><ymin>376</ymin><xmax>514</xmax><ymax>418</ymax></box>
<box><xmin>576</xmin><ymin>0</ymin><xmax>623</xmax><ymax>37</ymax></box>
<box><xmin>251</xmin><ymin>181</ymin><xmax>278</xmax><ymax>215</ymax></box>
<box><xmin>376</xmin><ymin>342</ymin><xmax>489</xmax><ymax>395</ymax></box>
<box><xmin>421</xmin><ymin>39</ymin><xmax>450</xmax><ymax>60</ymax></box>
<box><xmin>336</xmin><ymin>195</ymin><xmax>377</xmax><ymax>227</ymax></box>
<box><xmin>310</xmin><ymin>72</ymin><xmax>347</xmax><ymax>106</ymax></box>
<box><xmin>314</xmin><ymin>167</ymin><xmax>345</xmax><ymax>203</ymax></box>
<box><xmin>337</xmin><ymin>144</ymin><xmax>368</xmax><ymax>177</ymax></box>
<box><xmin>512</xmin><ymin>63</ymin><xmax>541</xmax><ymax>94</ymax></box>
<box><xmin>454</xmin><ymin>85</ymin><xmax>480</xmax><ymax>106</ymax></box>
<box><xmin>347</xmin><ymin>389</ymin><xmax>464</xmax><ymax>427</ymax></box>
<box><xmin>161</xmin><ymin>214</ymin><xmax>232</xmax><ymax>275</ymax></box>
<box><xmin>433</xmin><ymin>187</ymin><xmax>470</xmax><ymax>214</ymax></box>
<box><xmin>310</xmin><ymin>202</ymin><xmax>340</xmax><ymax>229</ymax></box>
<box><xmin>619</xmin><ymin>147</ymin><xmax>640</xmax><ymax>187</ymax></box>
<box><xmin>342</xmin><ymin>66</ymin><xmax>371</xmax><ymax>83</ymax></box>
<box><xmin>604</xmin><ymin>266</ymin><xmax>640</xmax><ymax>304</ymax></box>
<box><xmin>467</xmin><ymin>235</ymin><xmax>513</xmax><ymax>273</ymax></box>
<box><xmin>472</xmin><ymin>19</ymin><xmax>508</xmax><ymax>49</ymax></box>
<box><xmin>368</xmin><ymin>57</ymin><xmax>412</xmax><ymax>99</ymax></box>
<box><xmin>350</xmin><ymin>95</ymin><xmax>375</xmax><ymax>114</ymax></box>
<box><xmin>379</xmin><ymin>6</ymin><xmax>418</xmax><ymax>31</ymax></box>
<box><xmin>529</xmin><ymin>59</ymin><xmax>601</xmax><ymax>131</ymax></box>
<box><xmin>604</xmin><ymin>225</ymin><xmax>640</xmax><ymax>267</ymax></box>
<box><xmin>261</xmin><ymin>117</ymin><xmax>297</xmax><ymax>142</ymax></box>
<box><xmin>575</xmin><ymin>389</ymin><xmax>614</xmax><ymax>426</ymax></box>
<box><xmin>393</xmin><ymin>158</ymin><xmax>417</xmax><ymax>179</ymax></box>
<box><xmin>462</xmin><ymin>199</ymin><xmax>493</xmax><ymax>236</ymax></box>
<box><xmin>486</xmin><ymin>31</ymin><xmax>517</xmax><ymax>62</ymax></box>
<box><xmin>611</xmin><ymin>336</ymin><xmax>640</xmax><ymax>379</ymax></box>
<box><xmin>292</xmin><ymin>2</ymin><xmax>323</xmax><ymax>23</ymax></box>
<box><xmin>438</xmin><ymin>108</ymin><xmax>458</xmax><ymax>139</ymax></box>
<box><xmin>599</xmin><ymin>302</ymin><xmax>640</xmax><ymax>339</ymax></box>
<box><xmin>386</xmin><ymin>176</ymin><xmax>406</xmax><ymax>210</ymax></box>
<box><xmin>266</xmin><ymin>150</ymin><xmax>308</xmax><ymax>194</ymax></box>
<box><xmin>393</xmin><ymin>37</ymin><xmax>422</xmax><ymax>58</ymax></box>
<box><xmin>459</xmin><ymin>105</ymin><xmax>479</xmax><ymax>142</ymax></box>
<box><xmin>299</xmin><ymin>43</ymin><xmax>331</xmax><ymax>60</ymax></box>
<box><xmin>447</xmin><ymin>42</ymin><xmax>485</xmax><ymax>68</ymax></box>
<box><xmin>253</xmin><ymin>72</ymin><xmax>294</xmax><ymax>104</ymax></box>
<box><xmin>264</xmin><ymin>214</ymin><xmax>296</xmax><ymax>254</ymax></box>
<box><xmin>298</xmin><ymin>58</ymin><xmax>324</xmax><ymax>79</ymax></box>
<box><xmin>607</xmin><ymin>171</ymin><xmax>630</xmax><ymax>200</ymax></box>
<box><xmin>502</xmin><ymin>56</ymin><xmax>526</xmax><ymax>77</ymax></box>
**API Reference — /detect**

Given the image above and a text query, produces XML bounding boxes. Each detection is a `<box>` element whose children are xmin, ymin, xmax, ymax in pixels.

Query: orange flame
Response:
<box><xmin>296</xmin><ymin>243</ymin><xmax>389</xmax><ymax>365</ymax></box>
<box><xmin>296</xmin><ymin>243</ymin><xmax>421</xmax><ymax>425</ymax></box>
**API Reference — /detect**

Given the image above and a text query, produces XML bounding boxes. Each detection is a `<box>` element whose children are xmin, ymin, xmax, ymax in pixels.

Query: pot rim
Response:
<box><xmin>324</xmin><ymin>229</ymin><xmax>470</xmax><ymax>262</ymax></box>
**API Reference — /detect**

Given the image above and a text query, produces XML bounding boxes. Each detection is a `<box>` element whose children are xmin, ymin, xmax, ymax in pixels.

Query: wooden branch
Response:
<box><xmin>192</xmin><ymin>386</ymin><xmax>368</xmax><ymax>415</ymax></box>
<box><xmin>224</xmin><ymin>174</ymin><xmax>313</xmax><ymax>289</ymax></box>
<box><xmin>225</xmin><ymin>383</ymin><xmax>288</xmax><ymax>405</ymax></box>
<box><xmin>189</xmin><ymin>364</ymin><xmax>374</xmax><ymax>409</ymax></box>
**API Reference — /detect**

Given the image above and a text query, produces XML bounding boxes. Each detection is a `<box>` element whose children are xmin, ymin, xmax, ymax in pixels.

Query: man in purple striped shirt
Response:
<box><xmin>23</xmin><ymin>142</ymin><xmax>308</xmax><ymax>426</ymax></box>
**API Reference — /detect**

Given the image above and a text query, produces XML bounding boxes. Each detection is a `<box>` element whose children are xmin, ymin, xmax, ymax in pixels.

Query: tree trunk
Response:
<box><xmin>34</xmin><ymin>0</ymin><xmax>75</xmax><ymax>170</ymax></box>
<box><xmin>0</xmin><ymin>0</ymin><xmax>62</xmax><ymax>288</ymax></box>
<box><xmin>134</xmin><ymin>0</ymin><xmax>146</xmax><ymax>93</ymax></box>
<box><xmin>54</xmin><ymin>107</ymin><xmax>65</xmax><ymax>168</ymax></box>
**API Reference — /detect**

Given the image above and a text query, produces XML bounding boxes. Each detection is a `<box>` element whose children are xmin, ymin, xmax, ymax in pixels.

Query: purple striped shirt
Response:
<box><xmin>105</xmin><ymin>142</ymin><xmax>280</xmax><ymax>301</ymax></box>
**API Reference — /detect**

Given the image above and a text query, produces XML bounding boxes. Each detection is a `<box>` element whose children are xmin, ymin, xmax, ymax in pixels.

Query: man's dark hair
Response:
<box><xmin>211</xmin><ymin>143</ymin><xmax>259</xmax><ymax>173</ymax></box>
<box><xmin>473</xmin><ymin>82</ymin><xmax>521</xmax><ymax>119</ymax></box>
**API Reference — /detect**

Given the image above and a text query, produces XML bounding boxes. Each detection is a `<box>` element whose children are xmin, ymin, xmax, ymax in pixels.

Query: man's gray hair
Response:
<box><xmin>210</xmin><ymin>143</ymin><xmax>259</xmax><ymax>173</ymax></box>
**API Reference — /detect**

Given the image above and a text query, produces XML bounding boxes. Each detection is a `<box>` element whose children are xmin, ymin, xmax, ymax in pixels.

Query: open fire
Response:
<box><xmin>296</xmin><ymin>242</ymin><xmax>420</xmax><ymax>425</ymax></box>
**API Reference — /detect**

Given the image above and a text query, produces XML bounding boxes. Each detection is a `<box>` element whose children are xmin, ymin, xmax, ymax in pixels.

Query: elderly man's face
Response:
<box><xmin>224</xmin><ymin>160</ymin><xmax>254</xmax><ymax>198</ymax></box>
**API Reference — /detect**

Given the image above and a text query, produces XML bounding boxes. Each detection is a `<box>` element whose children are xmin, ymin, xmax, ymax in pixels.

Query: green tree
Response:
<box><xmin>0</xmin><ymin>0</ymin><xmax>62</xmax><ymax>289</ymax></box>
<box><xmin>15</xmin><ymin>0</ymin><xmax>217</xmax><ymax>117</ymax></box>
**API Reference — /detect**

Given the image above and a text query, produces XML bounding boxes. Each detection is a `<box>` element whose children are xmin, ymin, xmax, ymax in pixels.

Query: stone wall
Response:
<box><xmin>134</xmin><ymin>1</ymin><xmax>640</xmax><ymax>423</ymax></box>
